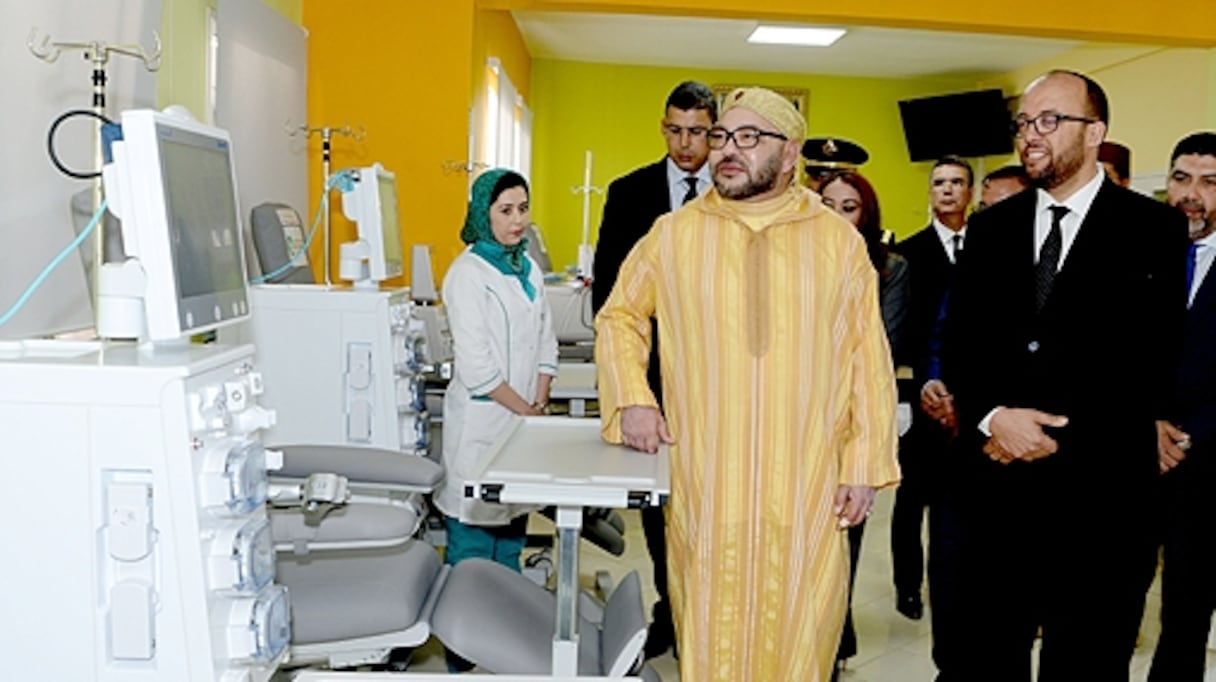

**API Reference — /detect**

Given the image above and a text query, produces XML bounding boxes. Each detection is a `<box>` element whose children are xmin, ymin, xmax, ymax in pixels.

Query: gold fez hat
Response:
<box><xmin>721</xmin><ymin>87</ymin><xmax>807</xmax><ymax>141</ymax></box>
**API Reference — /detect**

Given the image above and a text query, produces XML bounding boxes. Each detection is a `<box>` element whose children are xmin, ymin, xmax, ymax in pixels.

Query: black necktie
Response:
<box><xmin>681</xmin><ymin>176</ymin><xmax>699</xmax><ymax>205</ymax></box>
<box><xmin>951</xmin><ymin>234</ymin><xmax>963</xmax><ymax>263</ymax></box>
<box><xmin>1035</xmin><ymin>206</ymin><xmax>1069</xmax><ymax>312</ymax></box>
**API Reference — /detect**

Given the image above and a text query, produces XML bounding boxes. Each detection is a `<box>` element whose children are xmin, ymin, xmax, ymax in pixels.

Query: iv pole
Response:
<box><xmin>570</xmin><ymin>149</ymin><xmax>602</xmax><ymax>280</ymax></box>
<box><xmin>290</xmin><ymin>124</ymin><xmax>364</xmax><ymax>286</ymax></box>
<box><xmin>27</xmin><ymin>28</ymin><xmax>161</xmax><ymax>316</ymax></box>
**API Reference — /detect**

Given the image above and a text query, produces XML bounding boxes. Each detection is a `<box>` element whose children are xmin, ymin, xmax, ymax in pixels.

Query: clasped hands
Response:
<box><xmin>980</xmin><ymin>409</ymin><xmax>1190</xmax><ymax>474</ymax></box>
<box><xmin>984</xmin><ymin>407</ymin><xmax>1068</xmax><ymax>464</ymax></box>
<box><xmin>619</xmin><ymin>405</ymin><xmax>875</xmax><ymax>528</ymax></box>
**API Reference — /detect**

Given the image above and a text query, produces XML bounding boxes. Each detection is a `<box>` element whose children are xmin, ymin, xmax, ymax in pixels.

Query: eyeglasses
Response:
<box><xmin>1010</xmin><ymin>112</ymin><xmax>1099</xmax><ymax>138</ymax></box>
<box><xmin>707</xmin><ymin>126</ymin><xmax>788</xmax><ymax>150</ymax></box>
<box><xmin>663</xmin><ymin>124</ymin><xmax>709</xmax><ymax>138</ymax></box>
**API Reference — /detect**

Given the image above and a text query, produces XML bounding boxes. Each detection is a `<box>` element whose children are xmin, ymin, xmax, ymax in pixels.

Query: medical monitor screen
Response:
<box><xmin>157</xmin><ymin>124</ymin><xmax>248</xmax><ymax>333</ymax></box>
<box><xmin>378</xmin><ymin>173</ymin><xmax>403</xmax><ymax>278</ymax></box>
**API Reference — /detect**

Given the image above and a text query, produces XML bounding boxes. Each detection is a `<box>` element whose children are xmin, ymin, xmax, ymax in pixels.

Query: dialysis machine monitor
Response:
<box><xmin>102</xmin><ymin>108</ymin><xmax>250</xmax><ymax>341</ymax></box>
<box><xmin>340</xmin><ymin>163</ymin><xmax>403</xmax><ymax>287</ymax></box>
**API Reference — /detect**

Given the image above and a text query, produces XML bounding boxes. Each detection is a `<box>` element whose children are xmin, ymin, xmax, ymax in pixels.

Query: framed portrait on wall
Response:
<box><xmin>711</xmin><ymin>84</ymin><xmax>809</xmax><ymax>117</ymax></box>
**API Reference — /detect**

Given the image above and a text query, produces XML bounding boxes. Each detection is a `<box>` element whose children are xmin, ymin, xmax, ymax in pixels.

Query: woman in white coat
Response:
<box><xmin>435</xmin><ymin>168</ymin><xmax>558</xmax><ymax>571</ymax></box>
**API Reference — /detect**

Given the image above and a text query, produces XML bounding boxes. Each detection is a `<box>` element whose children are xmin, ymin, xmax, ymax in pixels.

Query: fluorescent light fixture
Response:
<box><xmin>747</xmin><ymin>25</ymin><xmax>846</xmax><ymax>47</ymax></box>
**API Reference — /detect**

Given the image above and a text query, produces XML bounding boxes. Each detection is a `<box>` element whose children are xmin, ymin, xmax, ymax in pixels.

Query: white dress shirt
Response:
<box><xmin>1189</xmin><ymin>231</ymin><xmax>1216</xmax><ymax>307</ymax></box>
<box><xmin>932</xmin><ymin>219</ymin><xmax>967</xmax><ymax>264</ymax></box>
<box><xmin>1032</xmin><ymin>164</ymin><xmax>1105</xmax><ymax>270</ymax></box>
<box><xmin>666</xmin><ymin>157</ymin><xmax>712</xmax><ymax>211</ymax></box>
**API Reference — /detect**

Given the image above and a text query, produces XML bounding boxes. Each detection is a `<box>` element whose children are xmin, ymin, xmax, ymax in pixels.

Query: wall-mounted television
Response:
<box><xmin>898</xmin><ymin>89</ymin><xmax>1014</xmax><ymax>162</ymax></box>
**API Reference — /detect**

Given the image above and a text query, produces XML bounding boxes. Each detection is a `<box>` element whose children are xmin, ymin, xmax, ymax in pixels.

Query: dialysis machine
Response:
<box><xmin>0</xmin><ymin>109</ymin><xmax>288</xmax><ymax>680</ymax></box>
<box><xmin>247</xmin><ymin>163</ymin><xmax>451</xmax><ymax>456</ymax></box>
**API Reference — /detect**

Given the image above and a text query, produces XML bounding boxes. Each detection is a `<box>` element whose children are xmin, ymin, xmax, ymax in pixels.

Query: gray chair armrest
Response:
<box><xmin>275</xmin><ymin>444</ymin><xmax>443</xmax><ymax>490</ymax></box>
<box><xmin>271</xmin><ymin>503</ymin><xmax>421</xmax><ymax>549</ymax></box>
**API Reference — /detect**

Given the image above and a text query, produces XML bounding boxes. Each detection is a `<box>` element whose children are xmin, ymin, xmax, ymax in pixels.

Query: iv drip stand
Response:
<box><xmin>291</xmin><ymin>124</ymin><xmax>364</xmax><ymax>286</ymax></box>
<box><xmin>27</xmin><ymin>28</ymin><xmax>161</xmax><ymax>317</ymax></box>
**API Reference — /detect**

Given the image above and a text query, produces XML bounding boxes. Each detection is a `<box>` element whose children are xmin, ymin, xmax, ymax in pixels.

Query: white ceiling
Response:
<box><xmin>513</xmin><ymin>11</ymin><xmax>1085</xmax><ymax>79</ymax></box>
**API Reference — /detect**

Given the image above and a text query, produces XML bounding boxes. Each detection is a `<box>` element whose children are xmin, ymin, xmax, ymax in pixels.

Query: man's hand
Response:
<box><xmin>834</xmin><ymin>485</ymin><xmax>877</xmax><ymax>528</ymax></box>
<box><xmin>986</xmin><ymin>408</ymin><xmax>1068</xmax><ymax>463</ymax></box>
<box><xmin>1157</xmin><ymin>420</ymin><xmax>1190</xmax><ymax>473</ymax></box>
<box><xmin>620</xmin><ymin>406</ymin><xmax>674</xmax><ymax>454</ymax></box>
<box><xmin>920</xmin><ymin>380</ymin><xmax>957</xmax><ymax>428</ymax></box>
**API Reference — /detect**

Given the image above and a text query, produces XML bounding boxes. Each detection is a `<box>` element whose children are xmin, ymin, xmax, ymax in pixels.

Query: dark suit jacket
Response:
<box><xmin>943</xmin><ymin>180</ymin><xmax>1188</xmax><ymax>500</ymax></box>
<box><xmin>1175</xmin><ymin>262</ymin><xmax>1216</xmax><ymax>479</ymax></box>
<box><xmin>592</xmin><ymin>159</ymin><xmax>672</xmax><ymax>312</ymax></box>
<box><xmin>591</xmin><ymin>158</ymin><xmax>674</xmax><ymax>401</ymax></box>
<box><xmin>897</xmin><ymin>224</ymin><xmax>956</xmax><ymax>377</ymax></box>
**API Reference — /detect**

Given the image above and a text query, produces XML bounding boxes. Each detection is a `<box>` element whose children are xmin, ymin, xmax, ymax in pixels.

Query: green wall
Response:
<box><xmin>158</xmin><ymin>0</ymin><xmax>301</xmax><ymax>114</ymax></box>
<box><xmin>530</xmin><ymin>58</ymin><xmax>984</xmax><ymax>271</ymax></box>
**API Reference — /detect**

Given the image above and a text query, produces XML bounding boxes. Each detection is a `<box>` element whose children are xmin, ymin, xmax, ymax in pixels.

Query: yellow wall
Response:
<box><xmin>303</xmin><ymin>0</ymin><xmax>477</xmax><ymax>284</ymax></box>
<box><xmin>530</xmin><ymin>59</ymin><xmax>980</xmax><ymax>269</ymax></box>
<box><xmin>482</xmin><ymin>0</ymin><xmax>1216</xmax><ymax>46</ymax></box>
<box><xmin>303</xmin><ymin>1</ymin><xmax>530</xmax><ymax>283</ymax></box>
<box><xmin>158</xmin><ymin>0</ymin><xmax>215</xmax><ymax>114</ymax></box>
<box><xmin>471</xmin><ymin>8</ymin><xmax>534</xmax><ymax>172</ymax></box>
<box><xmin>474</xmin><ymin>8</ymin><xmax>533</xmax><ymax>101</ymax></box>
<box><xmin>982</xmin><ymin>46</ymin><xmax>1216</xmax><ymax>179</ymax></box>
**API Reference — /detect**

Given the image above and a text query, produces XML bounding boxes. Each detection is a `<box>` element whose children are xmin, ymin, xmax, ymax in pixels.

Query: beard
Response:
<box><xmin>714</xmin><ymin>151</ymin><xmax>784</xmax><ymax>200</ymax></box>
<box><xmin>1171</xmin><ymin>199</ymin><xmax>1215</xmax><ymax>238</ymax></box>
<box><xmin>1023</xmin><ymin>134</ymin><xmax>1086</xmax><ymax>191</ymax></box>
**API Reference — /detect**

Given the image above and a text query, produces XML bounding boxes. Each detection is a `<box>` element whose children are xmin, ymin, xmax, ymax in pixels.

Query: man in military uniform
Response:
<box><xmin>802</xmin><ymin>137</ymin><xmax>869</xmax><ymax>192</ymax></box>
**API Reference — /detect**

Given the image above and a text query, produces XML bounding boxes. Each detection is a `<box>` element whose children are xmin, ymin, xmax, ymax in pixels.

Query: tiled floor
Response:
<box><xmin>400</xmin><ymin>489</ymin><xmax>1215</xmax><ymax>680</ymax></box>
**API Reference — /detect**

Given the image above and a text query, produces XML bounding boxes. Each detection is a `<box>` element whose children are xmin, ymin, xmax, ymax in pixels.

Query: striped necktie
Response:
<box><xmin>1035</xmin><ymin>206</ymin><xmax>1069</xmax><ymax>312</ymax></box>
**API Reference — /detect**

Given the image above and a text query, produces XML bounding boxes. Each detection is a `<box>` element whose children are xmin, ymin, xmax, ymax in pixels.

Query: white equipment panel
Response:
<box><xmin>0</xmin><ymin>340</ymin><xmax>288</xmax><ymax>681</ymax></box>
<box><xmin>546</xmin><ymin>283</ymin><xmax>594</xmax><ymax>345</ymax></box>
<box><xmin>249</xmin><ymin>284</ymin><xmax>432</xmax><ymax>453</ymax></box>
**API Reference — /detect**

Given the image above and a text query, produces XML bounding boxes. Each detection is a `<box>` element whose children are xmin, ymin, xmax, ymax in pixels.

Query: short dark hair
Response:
<box><xmin>1170</xmin><ymin>131</ymin><xmax>1216</xmax><ymax>165</ymax></box>
<box><xmin>490</xmin><ymin>170</ymin><xmax>529</xmax><ymax>205</ymax></box>
<box><xmin>984</xmin><ymin>165</ymin><xmax>1030</xmax><ymax>186</ymax></box>
<box><xmin>1046</xmin><ymin>69</ymin><xmax>1109</xmax><ymax>125</ymax></box>
<box><xmin>932</xmin><ymin>155</ymin><xmax>974</xmax><ymax>187</ymax></box>
<box><xmin>665</xmin><ymin>81</ymin><xmax>718</xmax><ymax>122</ymax></box>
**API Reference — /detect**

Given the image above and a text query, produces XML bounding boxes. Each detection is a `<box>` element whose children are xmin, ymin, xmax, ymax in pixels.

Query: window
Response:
<box><xmin>473</xmin><ymin>58</ymin><xmax>532</xmax><ymax>181</ymax></box>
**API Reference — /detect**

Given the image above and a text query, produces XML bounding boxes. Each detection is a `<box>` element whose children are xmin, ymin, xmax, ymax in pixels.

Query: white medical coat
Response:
<box><xmin>434</xmin><ymin>248</ymin><xmax>559</xmax><ymax>525</ymax></box>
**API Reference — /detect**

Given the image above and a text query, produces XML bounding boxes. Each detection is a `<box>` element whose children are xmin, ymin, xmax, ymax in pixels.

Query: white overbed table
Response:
<box><xmin>464</xmin><ymin>416</ymin><xmax>670</xmax><ymax>677</ymax></box>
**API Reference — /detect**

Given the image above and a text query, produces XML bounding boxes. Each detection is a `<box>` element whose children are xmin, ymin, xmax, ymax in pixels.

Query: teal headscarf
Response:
<box><xmin>461</xmin><ymin>168</ymin><xmax>535</xmax><ymax>300</ymax></box>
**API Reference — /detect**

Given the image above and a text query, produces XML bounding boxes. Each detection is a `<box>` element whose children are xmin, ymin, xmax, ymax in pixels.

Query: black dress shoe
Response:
<box><xmin>896</xmin><ymin>593</ymin><xmax>923</xmax><ymax>620</ymax></box>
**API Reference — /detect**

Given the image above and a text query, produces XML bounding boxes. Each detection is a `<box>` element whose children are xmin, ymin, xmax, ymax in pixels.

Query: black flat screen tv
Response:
<box><xmin>898</xmin><ymin>89</ymin><xmax>1014</xmax><ymax>161</ymax></box>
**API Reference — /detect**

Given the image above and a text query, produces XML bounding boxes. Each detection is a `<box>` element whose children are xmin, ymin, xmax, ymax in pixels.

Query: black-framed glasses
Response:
<box><xmin>1010</xmin><ymin>112</ymin><xmax>1098</xmax><ymax>138</ymax></box>
<box><xmin>707</xmin><ymin>126</ymin><xmax>788</xmax><ymax>150</ymax></box>
<box><xmin>662</xmin><ymin>123</ymin><xmax>709</xmax><ymax>138</ymax></box>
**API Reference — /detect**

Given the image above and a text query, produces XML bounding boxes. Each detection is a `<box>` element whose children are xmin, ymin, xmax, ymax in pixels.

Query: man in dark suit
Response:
<box><xmin>892</xmin><ymin>154</ymin><xmax>973</xmax><ymax>617</ymax></box>
<box><xmin>893</xmin><ymin>155</ymin><xmax>975</xmax><ymax>682</ymax></box>
<box><xmin>1148</xmin><ymin>131</ymin><xmax>1216</xmax><ymax>682</ymax></box>
<box><xmin>590</xmin><ymin>80</ymin><xmax>717</xmax><ymax>658</ymax></box>
<box><xmin>944</xmin><ymin>70</ymin><xmax>1187</xmax><ymax>681</ymax></box>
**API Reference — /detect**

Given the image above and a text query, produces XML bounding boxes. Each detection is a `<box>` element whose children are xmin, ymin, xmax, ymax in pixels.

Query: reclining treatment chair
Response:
<box><xmin>268</xmin><ymin>444</ymin><xmax>655</xmax><ymax>678</ymax></box>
